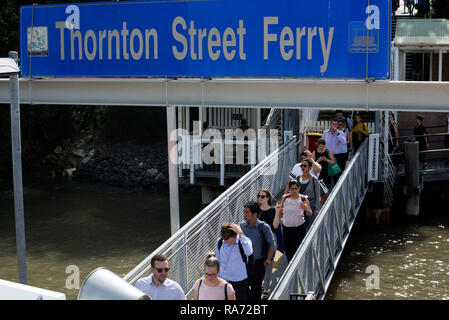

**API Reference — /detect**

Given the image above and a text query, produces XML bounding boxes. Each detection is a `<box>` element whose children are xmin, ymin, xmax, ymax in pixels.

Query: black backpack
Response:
<box><xmin>217</xmin><ymin>237</ymin><xmax>249</xmax><ymax>264</ymax></box>
<box><xmin>218</xmin><ymin>221</ymin><xmax>271</xmax><ymax>265</ymax></box>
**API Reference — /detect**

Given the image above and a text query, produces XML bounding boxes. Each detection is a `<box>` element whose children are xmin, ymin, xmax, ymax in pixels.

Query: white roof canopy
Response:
<box><xmin>0</xmin><ymin>58</ymin><xmax>20</xmax><ymax>76</ymax></box>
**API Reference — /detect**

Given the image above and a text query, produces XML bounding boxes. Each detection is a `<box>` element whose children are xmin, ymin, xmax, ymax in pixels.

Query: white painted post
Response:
<box><xmin>384</xmin><ymin>111</ymin><xmax>389</xmax><ymax>181</ymax></box>
<box><xmin>190</xmin><ymin>135</ymin><xmax>194</xmax><ymax>185</ymax></box>
<box><xmin>393</xmin><ymin>47</ymin><xmax>400</xmax><ymax>81</ymax></box>
<box><xmin>166</xmin><ymin>106</ymin><xmax>180</xmax><ymax>235</ymax></box>
<box><xmin>199</xmin><ymin>107</ymin><xmax>204</xmax><ymax>168</ymax></box>
<box><xmin>177</xmin><ymin>107</ymin><xmax>183</xmax><ymax>176</ymax></box>
<box><xmin>220</xmin><ymin>139</ymin><xmax>225</xmax><ymax>186</ymax></box>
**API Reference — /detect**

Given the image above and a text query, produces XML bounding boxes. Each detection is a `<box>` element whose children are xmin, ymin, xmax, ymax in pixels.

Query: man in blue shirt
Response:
<box><xmin>321</xmin><ymin>118</ymin><xmax>347</xmax><ymax>179</ymax></box>
<box><xmin>240</xmin><ymin>201</ymin><xmax>276</xmax><ymax>300</ymax></box>
<box><xmin>216</xmin><ymin>223</ymin><xmax>253</xmax><ymax>300</ymax></box>
<box><xmin>135</xmin><ymin>254</ymin><xmax>186</xmax><ymax>300</ymax></box>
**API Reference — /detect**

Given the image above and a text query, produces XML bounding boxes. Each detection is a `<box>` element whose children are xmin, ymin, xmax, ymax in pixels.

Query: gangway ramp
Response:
<box><xmin>270</xmin><ymin>139</ymin><xmax>370</xmax><ymax>300</ymax></box>
<box><xmin>124</xmin><ymin>137</ymin><xmax>300</xmax><ymax>294</ymax></box>
<box><xmin>125</xmin><ymin>137</ymin><xmax>371</xmax><ymax>300</ymax></box>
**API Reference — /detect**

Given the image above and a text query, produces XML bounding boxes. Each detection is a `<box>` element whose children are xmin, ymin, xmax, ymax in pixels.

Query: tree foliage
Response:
<box><xmin>431</xmin><ymin>0</ymin><xmax>449</xmax><ymax>18</ymax></box>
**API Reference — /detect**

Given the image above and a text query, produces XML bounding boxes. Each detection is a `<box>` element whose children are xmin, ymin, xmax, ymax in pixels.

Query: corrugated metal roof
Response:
<box><xmin>394</xmin><ymin>19</ymin><xmax>449</xmax><ymax>46</ymax></box>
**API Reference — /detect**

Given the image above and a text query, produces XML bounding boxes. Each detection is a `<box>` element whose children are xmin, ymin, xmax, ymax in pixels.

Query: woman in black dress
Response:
<box><xmin>257</xmin><ymin>188</ymin><xmax>283</xmax><ymax>299</ymax></box>
<box><xmin>313</xmin><ymin>138</ymin><xmax>335</xmax><ymax>191</ymax></box>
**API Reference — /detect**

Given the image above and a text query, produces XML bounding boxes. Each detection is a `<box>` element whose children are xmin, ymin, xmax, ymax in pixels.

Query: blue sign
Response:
<box><xmin>20</xmin><ymin>0</ymin><xmax>390</xmax><ymax>79</ymax></box>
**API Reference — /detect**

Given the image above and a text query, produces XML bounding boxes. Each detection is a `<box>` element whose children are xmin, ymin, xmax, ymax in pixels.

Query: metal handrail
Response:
<box><xmin>124</xmin><ymin>136</ymin><xmax>301</xmax><ymax>292</ymax></box>
<box><xmin>395</xmin><ymin>132</ymin><xmax>449</xmax><ymax>140</ymax></box>
<box><xmin>270</xmin><ymin>139</ymin><xmax>369</xmax><ymax>300</ymax></box>
<box><xmin>262</xmin><ymin>108</ymin><xmax>282</xmax><ymax>129</ymax></box>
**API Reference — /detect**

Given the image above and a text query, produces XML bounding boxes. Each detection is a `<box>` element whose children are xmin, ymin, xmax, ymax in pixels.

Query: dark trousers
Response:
<box><xmin>333</xmin><ymin>152</ymin><xmax>348</xmax><ymax>181</ymax></box>
<box><xmin>246</xmin><ymin>259</ymin><xmax>266</xmax><ymax>301</ymax></box>
<box><xmin>283</xmin><ymin>224</ymin><xmax>306</xmax><ymax>262</ymax></box>
<box><xmin>334</xmin><ymin>152</ymin><xmax>348</xmax><ymax>171</ymax></box>
<box><xmin>227</xmin><ymin>278</ymin><xmax>249</xmax><ymax>301</ymax></box>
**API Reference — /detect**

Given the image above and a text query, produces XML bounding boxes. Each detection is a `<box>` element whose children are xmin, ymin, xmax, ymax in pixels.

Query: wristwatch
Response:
<box><xmin>265</xmin><ymin>260</ymin><xmax>271</xmax><ymax>264</ymax></box>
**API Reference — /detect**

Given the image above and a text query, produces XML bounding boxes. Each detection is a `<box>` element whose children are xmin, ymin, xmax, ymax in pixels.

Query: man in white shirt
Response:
<box><xmin>135</xmin><ymin>254</ymin><xmax>186</xmax><ymax>300</ymax></box>
<box><xmin>284</xmin><ymin>150</ymin><xmax>321</xmax><ymax>194</ymax></box>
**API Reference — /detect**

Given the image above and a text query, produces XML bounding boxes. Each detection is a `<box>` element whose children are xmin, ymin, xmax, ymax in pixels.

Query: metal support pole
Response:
<box><xmin>166</xmin><ymin>106</ymin><xmax>180</xmax><ymax>235</ymax></box>
<box><xmin>439</xmin><ymin>50</ymin><xmax>443</xmax><ymax>82</ymax></box>
<box><xmin>9</xmin><ymin>51</ymin><xmax>27</xmax><ymax>284</ymax></box>
<box><xmin>404</xmin><ymin>141</ymin><xmax>420</xmax><ymax>216</ymax></box>
<box><xmin>393</xmin><ymin>47</ymin><xmax>400</xmax><ymax>81</ymax></box>
<box><xmin>429</xmin><ymin>52</ymin><xmax>433</xmax><ymax>81</ymax></box>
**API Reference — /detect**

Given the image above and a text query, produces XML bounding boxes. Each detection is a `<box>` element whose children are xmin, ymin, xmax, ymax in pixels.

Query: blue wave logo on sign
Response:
<box><xmin>348</xmin><ymin>21</ymin><xmax>379</xmax><ymax>53</ymax></box>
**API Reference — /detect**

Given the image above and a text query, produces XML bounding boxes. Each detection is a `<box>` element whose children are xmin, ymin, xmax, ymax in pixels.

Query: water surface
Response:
<box><xmin>0</xmin><ymin>177</ymin><xmax>205</xmax><ymax>300</ymax></box>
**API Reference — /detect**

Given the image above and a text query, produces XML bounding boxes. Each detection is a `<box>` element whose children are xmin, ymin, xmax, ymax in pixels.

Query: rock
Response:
<box><xmin>146</xmin><ymin>168</ymin><xmax>158</xmax><ymax>177</ymax></box>
<box><xmin>54</xmin><ymin>146</ymin><xmax>63</xmax><ymax>154</ymax></box>
<box><xmin>63</xmin><ymin>168</ymin><xmax>77</xmax><ymax>177</ymax></box>
<box><xmin>72</xmin><ymin>148</ymin><xmax>87</xmax><ymax>158</ymax></box>
<box><xmin>88</xmin><ymin>149</ymin><xmax>95</xmax><ymax>157</ymax></box>
<box><xmin>84</xmin><ymin>135</ymin><xmax>93</xmax><ymax>144</ymax></box>
<box><xmin>81</xmin><ymin>156</ymin><xmax>91</xmax><ymax>164</ymax></box>
<box><xmin>155</xmin><ymin>173</ymin><xmax>164</xmax><ymax>181</ymax></box>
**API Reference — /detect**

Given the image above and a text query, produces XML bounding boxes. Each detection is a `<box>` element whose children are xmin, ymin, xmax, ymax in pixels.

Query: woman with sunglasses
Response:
<box><xmin>298</xmin><ymin>159</ymin><xmax>320</xmax><ymax>231</ymax></box>
<box><xmin>192</xmin><ymin>252</ymin><xmax>236</xmax><ymax>300</ymax></box>
<box><xmin>257</xmin><ymin>188</ymin><xmax>283</xmax><ymax>299</ymax></box>
<box><xmin>274</xmin><ymin>180</ymin><xmax>312</xmax><ymax>262</ymax></box>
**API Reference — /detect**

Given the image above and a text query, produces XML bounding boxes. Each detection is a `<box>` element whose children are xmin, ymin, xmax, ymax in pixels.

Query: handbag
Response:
<box><xmin>319</xmin><ymin>179</ymin><xmax>328</xmax><ymax>195</ymax></box>
<box><xmin>327</xmin><ymin>157</ymin><xmax>342</xmax><ymax>177</ymax></box>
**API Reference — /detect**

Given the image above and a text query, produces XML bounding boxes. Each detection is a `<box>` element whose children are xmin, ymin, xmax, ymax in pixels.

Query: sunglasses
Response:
<box><xmin>300</xmin><ymin>164</ymin><xmax>309</xmax><ymax>168</ymax></box>
<box><xmin>205</xmin><ymin>272</ymin><xmax>218</xmax><ymax>277</ymax></box>
<box><xmin>257</xmin><ymin>194</ymin><xmax>267</xmax><ymax>199</ymax></box>
<box><xmin>155</xmin><ymin>267</ymin><xmax>170</xmax><ymax>273</ymax></box>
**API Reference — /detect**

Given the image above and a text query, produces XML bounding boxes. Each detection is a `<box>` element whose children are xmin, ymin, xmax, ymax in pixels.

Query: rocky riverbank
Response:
<box><xmin>74</xmin><ymin>141</ymin><xmax>171</xmax><ymax>190</ymax></box>
<box><xmin>35</xmin><ymin>131</ymin><xmax>178</xmax><ymax>191</ymax></box>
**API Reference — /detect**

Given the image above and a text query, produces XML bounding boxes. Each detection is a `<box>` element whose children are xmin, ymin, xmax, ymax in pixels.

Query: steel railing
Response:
<box><xmin>270</xmin><ymin>139</ymin><xmax>370</xmax><ymax>300</ymax></box>
<box><xmin>124</xmin><ymin>136</ymin><xmax>301</xmax><ymax>295</ymax></box>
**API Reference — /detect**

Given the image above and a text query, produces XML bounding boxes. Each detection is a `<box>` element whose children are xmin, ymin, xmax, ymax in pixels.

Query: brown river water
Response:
<box><xmin>0</xmin><ymin>177</ymin><xmax>205</xmax><ymax>300</ymax></box>
<box><xmin>1</xmin><ymin>178</ymin><xmax>448</xmax><ymax>300</ymax></box>
<box><xmin>326</xmin><ymin>182</ymin><xmax>449</xmax><ymax>300</ymax></box>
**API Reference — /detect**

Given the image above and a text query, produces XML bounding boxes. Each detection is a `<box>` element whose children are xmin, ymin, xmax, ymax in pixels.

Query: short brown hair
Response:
<box><xmin>150</xmin><ymin>254</ymin><xmax>167</xmax><ymax>267</ymax></box>
<box><xmin>221</xmin><ymin>223</ymin><xmax>237</xmax><ymax>240</ymax></box>
<box><xmin>318</xmin><ymin>138</ymin><xmax>326</xmax><ymax>146</ymax></box>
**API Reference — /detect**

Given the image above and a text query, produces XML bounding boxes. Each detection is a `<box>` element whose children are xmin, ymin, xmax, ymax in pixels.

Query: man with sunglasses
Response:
<box><xmin>135</xmin><ymin>254</ymin><xmax>186</xmax><ymax>300</ymax></box>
